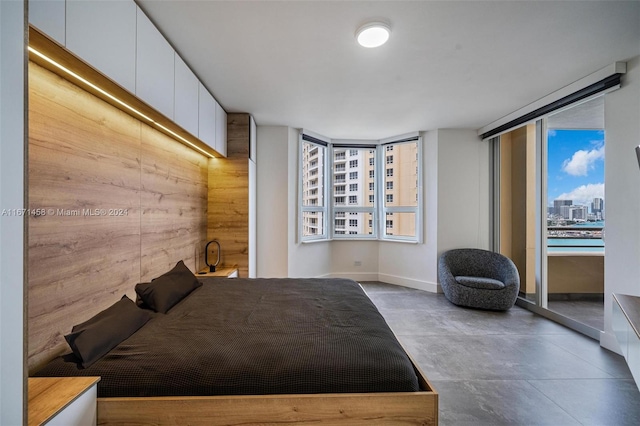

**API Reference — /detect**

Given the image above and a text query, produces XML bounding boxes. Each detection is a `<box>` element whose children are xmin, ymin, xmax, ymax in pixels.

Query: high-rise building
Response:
<box><xmin>569</xmin><ymin>205</ymin><xmax>588</xmax><ymax>221</ymax></box>
<box><xmin>383</xmin><ymin>143</ymin><xmax>419</xmax><ymax>237</ymax></box>
<box><xmin>591</xmin><ymin>197</ymin><xmax>604</xmax><ymax>220</ymax></box>
<box><xmin>301</xmin><ymin>142</ymin><xmax>325</xmax><ymax>237</ymax></box>
<box><xmin>554</xmin><ymin>199</ymin><xmax>572</xmax><ymax>216</ymax></box>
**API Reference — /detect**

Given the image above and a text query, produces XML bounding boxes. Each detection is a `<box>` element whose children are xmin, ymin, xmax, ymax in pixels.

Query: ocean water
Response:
<box><xmin>547</xmin><ymin>221</ymin><xmax>604</xmax><ymax>252</ymax></box>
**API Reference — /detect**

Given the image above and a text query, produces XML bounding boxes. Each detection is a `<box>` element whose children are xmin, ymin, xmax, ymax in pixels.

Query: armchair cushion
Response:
<box><xmin>455</xmin><ymin>276</ymin><xmax>505</xmax><ymax>290</ymax></box>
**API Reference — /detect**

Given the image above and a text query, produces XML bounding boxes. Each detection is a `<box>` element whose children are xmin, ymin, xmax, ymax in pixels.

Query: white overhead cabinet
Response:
<box><xmin>198</xmin><ymin>83</ymin><xmax>217</xmax><ymax>153</ymax></box>
<box><xmin>30</xmin><ymin>0</ymin><xmax>227</xmax><ymax>158</ymax></box>
<box><xmin>174</xmin><ymin>53</ymin><xmax>199</xmax><ymax>138</ymax></box>
<box><xmin>29</xmin><ymin>0</ymin><xmax>66</xmax><ymax>45</ymax></box>
<box><xmin>136</xmin><ymin>7</ymin><xmax>175</xmax><ymax>120</ymax></box>
<box><xmin>65</xmin><ymin>0</ymin><xmax>137</xmax><ymax>94</ymax></box>
<box><xmin>215</xmin><ymin>101</ymin><xmax>227</xmax><ymax>157</ymax></box>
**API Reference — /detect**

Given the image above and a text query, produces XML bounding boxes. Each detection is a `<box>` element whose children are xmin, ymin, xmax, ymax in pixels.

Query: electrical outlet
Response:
<box><xmin>354</xmin><ymin>260</ymin><xmax>362</xmax><ymax>267</ymax></box>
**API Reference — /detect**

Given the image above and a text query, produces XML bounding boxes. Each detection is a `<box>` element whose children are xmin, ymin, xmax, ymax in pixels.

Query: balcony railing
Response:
<box><xmin>547</xmin><ymin>226</ymin><xmax>604</xmax><ymax>250</ymax></box>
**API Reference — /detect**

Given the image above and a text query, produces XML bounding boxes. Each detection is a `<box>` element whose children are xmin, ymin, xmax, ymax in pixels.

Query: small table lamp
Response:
<box><xmin>205</xmin><ymin>240</ymin><xmax>221</xmax><ymax>272</ymax></box>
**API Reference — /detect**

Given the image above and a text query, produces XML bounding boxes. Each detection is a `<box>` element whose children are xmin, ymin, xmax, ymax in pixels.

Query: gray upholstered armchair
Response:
<box><xmin>438</xmin><ymin>248</ymin><xmax>520</xmax><ymax>311</ymax></box>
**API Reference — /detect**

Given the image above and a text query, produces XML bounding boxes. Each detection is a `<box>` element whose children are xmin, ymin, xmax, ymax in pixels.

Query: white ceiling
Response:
<box><xmin>136</xmin><ymin>0</ymin><xmax>640</xmax><ymax>140</ymax></box>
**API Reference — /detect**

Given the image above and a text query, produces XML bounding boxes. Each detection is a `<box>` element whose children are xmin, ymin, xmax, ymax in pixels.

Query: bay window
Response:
<box><xmin>299</xmin><ymin>131</ymin><xmax>422</xmax><ymax>242</ymax></box>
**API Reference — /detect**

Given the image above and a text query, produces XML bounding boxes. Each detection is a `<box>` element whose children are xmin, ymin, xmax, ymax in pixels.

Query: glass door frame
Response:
<box><xmin>489</xmin><ymin>119</ymin><xmax>601</xmax><ymax>340</ymax></box>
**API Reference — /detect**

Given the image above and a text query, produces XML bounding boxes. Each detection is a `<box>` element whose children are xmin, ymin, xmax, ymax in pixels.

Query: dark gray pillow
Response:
<box><xmin>135</xmin><ymin>260</ymin><xmax>202</xmax><ymax>314</ymax></box>
<box><xmin>65</xmin><ymin>295</ymin><xmax>151</xmax><ymax>368</ymax></box>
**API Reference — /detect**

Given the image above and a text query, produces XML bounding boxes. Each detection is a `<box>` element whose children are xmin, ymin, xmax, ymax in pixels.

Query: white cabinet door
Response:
<box><xmin>29</xmin><ymin>0</ymin><xmax>66</xmax><ymax>45</ymax></box>
<box><xmin>136</xmin><ymin>7</ymin><xmax>175</xmax><ymax>120</ymax></box>
<box><xmin>198</xmin><ymin>82</ymin><xmax>216</xmax><ymax>151</ymax></box>
<box><xmin>47</xmin><ymin>384</ymin><xmax>97</xmax><ymax>426</ymax></box>
<box><xmin>214</xmin><ymin>101</ymin><xmax>227</xmax><ymax>157</ymax></box>
<box><xmin>174</xmin><ymin>53</ymin><xmax>199</xmax><ymax>137</ymax></box>
<box><xmin>66</xmin><ymin>0</ymin><xmax>137</xmax><ymax>93</ymax></box>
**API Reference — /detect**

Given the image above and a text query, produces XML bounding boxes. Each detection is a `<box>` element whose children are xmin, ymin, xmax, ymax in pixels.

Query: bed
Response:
<box><xmin>34</xmin><ymin>271</ymin><xmax>438</xmax><ymax>425</ymax></box>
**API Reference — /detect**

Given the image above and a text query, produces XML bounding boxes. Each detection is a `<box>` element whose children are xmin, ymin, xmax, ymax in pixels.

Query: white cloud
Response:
<box><xmin>556</xmin><ymin>183</ymin><xmax>604</xmax><ymax>206</ymax></box>
<box><xmin>561</xmin><ymin>145</ymin><xmax>604</xmax><ymax>176</ymax></box>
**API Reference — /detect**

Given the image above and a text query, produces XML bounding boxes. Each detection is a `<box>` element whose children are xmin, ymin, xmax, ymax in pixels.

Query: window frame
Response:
<box><xmin>299</xmin><ymin>131</ymin><xmax>422</xmax><ymax>243</ymax></box>
<box><xmin>378</xmin><ymin>137</ymin><xmax>423</xmax><ymax>243</ymax></box>
<box><xmin>299</xmin><ymin>132</ymin><xmax>330</xmax><ymax>242</ymax></box>
<box><xmin>330</xmin><ymin>145</ymin><xmax>378</xmax><ymax>240</ymax></box>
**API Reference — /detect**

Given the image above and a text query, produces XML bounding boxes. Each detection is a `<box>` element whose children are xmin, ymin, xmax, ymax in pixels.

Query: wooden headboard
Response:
<box><xmin>28</xmin><ymin>62</ymin><xmax>208</xmax><ymax>371</ymax></box>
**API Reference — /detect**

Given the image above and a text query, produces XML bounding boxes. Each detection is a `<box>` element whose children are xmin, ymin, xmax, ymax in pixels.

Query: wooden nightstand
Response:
<box><xmin>28</xmin><ymin>376</ymin><xmax>100</xmax><ymax>426</ymax></box>
<box><xmin>197</xmin><ymin>266</ymin><xmax>239</xmax><ymax>278</ymax></box>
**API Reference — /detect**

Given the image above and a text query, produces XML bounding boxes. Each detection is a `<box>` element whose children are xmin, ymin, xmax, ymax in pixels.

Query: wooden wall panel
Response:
<box><xmin>28</xmin><ymin>62</ymin><xmax>208</xmax><ymax>371</ymax></box>
<box><xmin>208</xmin><ymin>114</ymin><xmax>250</xmax><ymax>277</ymax></box>
<box><xmin>140</xmin><ymin>125</ymin><xmax>208</xmax><ymax>281</ymax></box>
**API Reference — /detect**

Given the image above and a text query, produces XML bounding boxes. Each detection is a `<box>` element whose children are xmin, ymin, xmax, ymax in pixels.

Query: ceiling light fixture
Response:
<box><xmin>356</xmin><ymin>22</ymin><xmax>390</xmax><ymax>48</ymax></box>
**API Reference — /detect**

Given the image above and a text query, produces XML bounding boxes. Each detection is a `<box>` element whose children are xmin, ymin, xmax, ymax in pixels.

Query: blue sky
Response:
<box><xmin>547</xmin><ymin>129</ymin><xmax>605</xmax><ymax>208</ymax></box>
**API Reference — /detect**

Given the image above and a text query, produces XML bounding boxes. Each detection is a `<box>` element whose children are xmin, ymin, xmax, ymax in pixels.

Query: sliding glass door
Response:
<box><xmin>493</xmin><ymin>96</ymin><xmax>605</xmax><ymax>338</ymax></box>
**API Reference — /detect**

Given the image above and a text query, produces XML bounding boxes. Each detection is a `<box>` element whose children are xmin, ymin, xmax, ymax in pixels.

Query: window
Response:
<box><xmin>300</xmin><ymin>136</ymin><xmax>327</xmax><ymax>240</ymax></box>
<box><xmin>300</xmin><ymin>132</ymin><xmax>421</xmax><ymax>242</ymax></box>
<box><xmin>381</xmin><ymin>141</ymin><xmax>421</xmax><ymax>241</ymax></box>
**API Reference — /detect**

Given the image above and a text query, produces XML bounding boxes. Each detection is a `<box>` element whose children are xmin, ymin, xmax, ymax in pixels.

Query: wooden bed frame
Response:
<box><xmin>97</xmin><ymin>350</ymin><xmax>438</xmax><ymax>425</ymax></box>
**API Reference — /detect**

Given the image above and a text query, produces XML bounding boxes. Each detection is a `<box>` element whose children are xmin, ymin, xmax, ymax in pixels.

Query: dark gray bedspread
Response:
<box><xmin>34</xmin><ymin>277</ymin><xmax>420</xmax><ymax>397</ymax></box>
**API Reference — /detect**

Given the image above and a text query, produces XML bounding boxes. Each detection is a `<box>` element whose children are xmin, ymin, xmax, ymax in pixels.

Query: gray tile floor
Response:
<box><xmin>360</xmin><ymin>282</ymin><xmax>640</xmax><ymax>426</ymax></box>
<box><xmin>547</xmin><ymin>300</ymin><xmax>605</xmax><ymax>331</ymax></box>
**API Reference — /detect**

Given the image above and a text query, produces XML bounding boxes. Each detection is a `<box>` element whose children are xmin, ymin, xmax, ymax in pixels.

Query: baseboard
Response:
<box><xmin>377</xmin><ymin>273</ymin><xmax>441</xmax><ymax>293</ymax></box>
<box><xmin>325</xmin><ymin>272</ymin><xmax>380</xmax><ymax>282</ymax></box>
<box><xmin>324</xmin><ymin>272</ymin><xmax>441</xmax><ymax>293</ymax></box>
<box><xmin>599</xmin><ymin>330</ymin><xmax>623</xmax><ymax>355</ymax></box>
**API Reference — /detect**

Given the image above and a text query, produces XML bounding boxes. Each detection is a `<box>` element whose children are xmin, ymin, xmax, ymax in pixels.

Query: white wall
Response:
<box><xmin>256</xmin><ymin>126</ymin><xmax>491</xmax><ymax>291</ymax></box>
<box><xmin>601</xmin><ymin>55</ymin><xmax>640</xmax><ymax>353</ymax></box>
<box><xmin>0</xmin><ymin>0</ymin><xmax>26</xmax><ymax>423</ymax></box>
<box><xmin>256</xmin><ymin>126</ymin><xmax>290</xmax><ymax>277</ymax></box>
<box><xmin>377</xmin><ymin>130</ymin><xmax>440</xmax><ymax>291</ymax></box>
<box><xmin>436</xmin><ymin>129</ymin><xmax>491</xmax><ymax>255</ymax></box>
<box><xmin>330</xmin><ymin>241</ymin><xmax>379</xmax><ymax>282</ymax></box>
<box><xmin>256</xmin><ymin>125</ymin><xmax>333</xmax><ymax>278</ymax></box>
